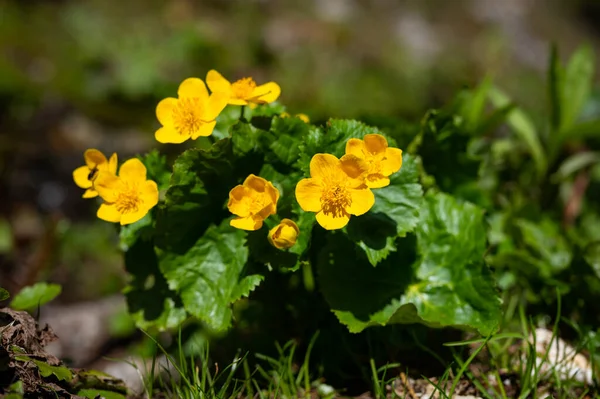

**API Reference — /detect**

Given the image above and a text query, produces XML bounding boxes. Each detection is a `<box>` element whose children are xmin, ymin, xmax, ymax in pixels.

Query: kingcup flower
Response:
<box><xmin>206</xmin><ymin>70</ymin><xmax>281</xmax><ymax>106</ymax></box>
<box><xmin>94</xmin><ymin>159</ymin><xmax>159</xmax><ymax>226</ymax></box>
<box><xmin>345</xmin><ymin>134</ymin><xmax>403</xmax><ymax>188</ymax></box>
<box><xmin>155</xmin><ymin>77</ymin><xmax>229</xmax><ymax>144</ymax></box>
<box><xmin>228</xmin><ymin>174</ymin><xmax>280</xmax><ymax>231</ymax></box>
<box><xmin>280</xmin><ymin>112</ymin><xmax>310</xmax><ymax>123</ymax></box>
<box><xmin>73</xmin><ymin>149</ymin><xmax>118</xmax><ymax>198</ymax></box>
<box><xmin>268</xmin><ymin>219</ymin><xmax>299</xmax><ymax>249</ymax></box>
<box><xmin>295</xmin><ymin>153</ymin><xmax>374</xmax><ymax>230</ymax></box>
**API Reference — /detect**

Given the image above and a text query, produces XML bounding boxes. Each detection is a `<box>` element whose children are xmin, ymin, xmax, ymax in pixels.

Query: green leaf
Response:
<box><xmin>0</xmin><ymin>287</ymin><xmax>8</xmax><ymax>301</ymax></box>
<box><xmin>346</xmin><ymin>154</ymin><xmax>423</xmax><ymax>266</ymax></box>
<box><xmin>552</xmin><ymin>151</ymin><xmax>600</xmax><ymax>182</ymax></box>
<box><xmin>462</xmin><ymin>76</ymin><xmax>492</xmax><ymax>131</ymax></box>
<box><xmin>10</xmin><ymin>283</ymin><xmax>61</xmax><ymax>311</ymax></box>
<box><xmin>77</xmin><ymin>389</ymin><xmax>126</xmax><ymax>399</ymax></box>
<box><xmin>557</xmin><ymin>119</ymin><xmax>600</xmax><ymax>144</ymax></box>
<box><xmin>119</xmin><ymin>211</ymin><xmax>154</xmax><ymax>251</ymax></box>
<box><xmin>562</xmin><ymin>45</ymin><xmax>594</xmax><ymax>130</ymax></box>
<box><xmin>318</xmin><ymin>193</ymin><xmax>501</xmax><ymax>335</ymax></box>
<box><xmin>155</xmin><ymin>139</ymin><xmax>241</xmax><ymax>254</ymax></box>
<box><xmin>488</xmin><ymin>87</ymin><xmax>547</xmax><ymax>177</ymax></box>
<box><xmin>139</xmin><ymin>149</ymin><xmax>171</xmax><ymax>191</ymax></box>
<box><xmin>584</xmin><ymin>242</ymin><xmax>600</xmax><ymax>279</ymax></box>
<box><xmin>32</xmin><ymin>359</ymin><xmax>72</xmax><ymax>382</ymax></box>
<box><xmin>548</xmin><ymin>43</ymin><xmax>564</xmax><ymax>130</ymax></box>
<box><xmin>159</xmin><ymin>220</ymin><xmax>259</xmax><ymax>331</ymax></box>
<box><xmin>514</xmin><ymin>218</ymin><xmax>572</xmax><ymax>277</ymax></box>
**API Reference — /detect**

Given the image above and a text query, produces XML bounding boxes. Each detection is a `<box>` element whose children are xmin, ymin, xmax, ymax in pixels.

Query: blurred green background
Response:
<box><xmin>1</xmin><ymin>0</ymin><xmax>600</xmax><ymax>333</ymax></box>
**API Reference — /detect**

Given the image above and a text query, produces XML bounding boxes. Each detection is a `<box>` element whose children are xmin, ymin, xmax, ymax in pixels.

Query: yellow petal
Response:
<box><xmin>366</xmin><ymin>175</ymin><xmax>390</xmax><ymax>189</ymax></box>
<box><xmin>191</xmin><ymin>121</ymin><xmax>217</xmax><ymax>140</ymax></box>
<box><xmin>280</xmin><ymin>112</ymin><xmax>290</xmax><ymax>118</ymax></box>
<box><xmin>381</xmin><ymin>147</ymin><xmax>403</xmax><ymax>176</ymax></box>
<box><xmin>204</xmin><ymin>92</ymin><xmax>229</xmax><ymax>121</ymax></box>
<box><xmin>265</xmin><ymin>181</ymin><xmax>280</xmax><ymax>206</ymax></box>
<box><xmin>155</xmin><ymin>126</ymin><xmax>189</xmax><ymax>144</ymax></box>
<box><xmin>121</xmin><ymin>209</ymin><xmax>149</xmax><ymax>226</ymax></box>
<box><xmin>73</xmin><ymin>165</ymin><xmax>92</xmax><ymax>189</ymax></box>
<box><xmin>309</xmin><ymin>153</ymin><xmax>340</xmax><ymax>179</ymax></box>
<box><xmin>94</xmin><ymin>171</ymin><xmax>122</xmax><ymax>202</ymax></box>
<box><xmin>295</xmin><ymin>178</ymin><xmax>323</xmax><ymax>212</ymax></box>
<box><xmin>206</xmin><ymin>70</ymin><xmax>232</xmax><ymax>94</ymax></box>
<box><xmin>363</xmin><ymin>134</ymin><xmax>388</xmax><ymax>155</ymax></box>
<box><xmin>296</xmin><ymin>113</ymin><xmax>310</xmax><ymax>123</ymax></box>
<box><xmin>340</xmin><ymin>154</ymin><xmax>369</xmax><ymax>182</ymax></box>
<box><xmin>228</xmin><ymin>98</ymin><xmax>249</xmax><ymax>106</ymax></box>
<box><xmin>244</xmin><ymin>174</ymin><xmax>268</xmax><ymax>192</ymax></box>
<box><xmin>84</xmin><ymin>149</ymin><xmax>108</xmax><ymax>169</ymax></box>
<box><xmin>316</xmin><ymin>210</ymin><xmax>350</xmax><ymax>230</ymax></box>
<box><xmin>156</xmin><ymin>97</ymin><xmax>178</xmax><ymax>126</ymax></box>
<box><xmin>119</xmin><ymin>158</ymin><xmax>147</xmax><ymax>182</ymax></box>
<box><xmin>97</xmin><ymin>203</ymin><xmax>121</xmax><ymax>223</ymax></box>
<box><xmin>251</xmin><ymin>82</ymin><xmax>281</xmax><ymax>104</ymax></box>
<box><xmin>256</xmin><ymin>202</ymin><xmax>276</xmax><ymax>220</ymax></box>
<box><xmin>230</xmin><ymin>216</ymin><xmax>263</xmax><ymax>231</ymax></box>
<box><xmin>268</xmin><ymin>219</ymin><xmax>299</xmax><ymax>249</ymax></box>
<box><xmin>347</xmin><ymin>188</ymin><xmax>375</xmax><ymax>216</ymax></box>
<box><xmin>228</xmin><ymin>186</ymin><xmax>250</xmax><ymax>217</ymax></box>
<box><xmin>141</xmin><ymin>180</ymin><xmax>159</xmax><ymax>209</ymax></box>
<box><xmin>82</xmin><ymin>188</ymin><xmax>98</xmax><ymax>198</ymax></box>
<box><xmin>178</xmin><ymin>77</ymin><xmax>208</xmax><ymax>99</ymax></box>
<box><xmin>345</xmin><ymin>138</ymin><xmax>366</xmax><ymax>158</ymax></box>
<box><xmin>108</xmin><ymin>153</ymin><xmax>118</xmax><ymax>175</ymax></box>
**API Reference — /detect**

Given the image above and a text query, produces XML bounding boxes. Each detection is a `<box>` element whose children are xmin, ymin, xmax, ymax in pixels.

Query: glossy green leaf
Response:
<box><xmin>346</xmin><ymin>154</ymin><xmax>423</xmax><ymax>266</ymax></box>
<box><xmin>159</xmin><ymin>220</ymin><xmax>259</xmax><ymax>331</ymax></box>
<box><xmin>562</xmin><ymin>45</ymin><xmax>594</xmax><ymax>130</ymax></box>
<box><xmin>10</xmin><ymin>283</ymin><xmax>61</xmax><ymax>311</ymax></box>
<box><xmin>318</xmin><ymin>193</ymin><xmax>501</xmax><ymax>335</ymax></box>
<box><xmin>32</xmin><ymin>359</ymin><xmax>72</xmax><ymax>382</ymax></box>
<box><xmin>139</xmin><ymin>149</ymin><xmax>171</xmax><ymax>191</ymax></box>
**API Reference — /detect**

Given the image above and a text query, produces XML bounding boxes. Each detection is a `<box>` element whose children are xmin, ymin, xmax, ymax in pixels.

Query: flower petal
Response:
<box><xmin>108</xmin><ymin>153</ymin><xmax>118</xmax><ymax>175</ymax></box>
<box><xmin>155</xmin><ymin>127</ymin><xmax>189</xmax><ymax>144</ymax></box>
<box><xmin>203</xmin><ymin>92</ymin><xmax>229</xmax><ymax>121</ymax></box>
<box><xmin>251</xmin><ymin>82</ymin><xmax>281</xmax><ymax>103</ymax></box>
<box><xmin>156</xmin><ymin>97</ymin><xmax>178</xmax><ymax>126</ymax></box>
<box><xmin>94</xmin><ymin>171</ymin><xmax>122</xmax><ymax>202</ymax></box>
<box><xmin>84</xmin><ymin>149</ymin><xmax>108</xmax><ymax>169</ymax></box>
<box><xmin>178</xmin><ymin>77</ymin><xmax>208</xmax><ymax>99</ymax></box>
<box><xmin>119</xmin><ymin>158</ymin><xmax>147</xmax><ymax>182</ymax></box>
<box><xmin>363</xmin><ymin>134</ymin><xmax>388</xmax><ymax>154</ymax></box>
<box><xmin>265</xmin><ymin>181</ymin><xmax>280</xmax><ymax>206</ymax></box>
<box><xmin>206</xmin><ymin>70</ymin><xmax>232</xmax><ymax>94</ymax></box>
<box><xmin>340</xmin><ymin>154</ymin><xmax>369</xmax><ymax>181</ymax></box>
<box><xmin>228</xmin><ymin>98</ymin><xmax>249</xmax><ymax>106</ymax></box>
<box><xmin>295</xmin><ymin>178</ymin><xmax>323</xmax><ymax>212</ymax></box>
<box><xmin>82</xmin><ymin>188</ymin><xmax>98</xmax><ymax>198</ymax></box>
<box><xmin>191</xmin><ymin>121</ymin><xmax>217</xmax><ymax>140</ymax></box>
<box><xmin>141</xmin><ymin>180</ymin><xmax>159</xmax><ymax>209</ymax></box>
<box><xmin>316</xmin><ymin>210</ymin><xmax>350</xmax><ymax>230</ymax></box>
<box><xmin>73</xmin><ymin>165</ymin><xmax>92</xmax><ymax>189</ymax></box>
<box><xmin>228</xmin><ymin>185</ymin><xmax>250</xmax><ymax>217</ymax></box>
<box><xmin>256</xmin><ymin>202</ymin><xmax>276</xmax><ymax>220</ymax></box>
<box><xmin>366</xmin><ymin>175</ymin><xmax>390</xmax><ymax>189</ymax></box>
<box><xmin>309</xmin><ymin>153</ymin><xmax>340</xmax><ymax>179</ymax></box>
<box><xmin>97</xmin><ymin>203</ymin><xmax>122</xmax><ymax>223</ymax></box>
<box><xmin>244</xmin><ymin>174</ymin><xmax>268</xmax><ymax>192</ymax></box>
<box><xmin>230</xmin><ymin>216</ymin><xmax>263</xmax><ymax>231</ymax></box>
<box><xmin>381</xmin><ymin>147</ymin><xmax>403</xmax><ymax>176</ymax></box>
<box><xmin>121</xmin><ymin>209</ymin><xmax>149</xmax><ymax>226</ymax></box>
<box><xmin>347</xmin><ymin>188</ymin><xmax>375</xmax><ymax>216</ymax></box>
<box><xmin>345</xmin><ymin>138</ymin><xmax>366</xmax><ymax>158</ymax></box>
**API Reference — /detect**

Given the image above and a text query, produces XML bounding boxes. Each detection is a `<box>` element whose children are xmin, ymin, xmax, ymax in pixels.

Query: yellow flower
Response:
<box><xmin>295</xmin><ymin>153</ymin><xmax>374</xmax><ymax>230</ymax></box>
<box><xmin>280</xmin><ymin>112</ymin><xmax>310</xmax><ymax>123</ymax></box>
<box><xmin>155</xmin><ymin>77</ymin><xmax>229</xmax><ymax>144</ymax></box>
<box><xmin>268</xmin><ymin>219</ymin><xmax>299</xmax><ymax>249</ymax></box>
<box><xmin>228</xmin><ymin>174</ymin><xmax>280</xmax><ymax>231</ymax></box>
<box><xmin>72</xmin><ymin>149</ymin><xmax>117</xmax><ymax>198</ymax></box>
<box><xmin>206</xmin><ymin>70</ymin><xmax>281</xmax><ymax>106</ymax></box>
<box><xmin>345</xmin><ymin>134</ymin><xmax>403</xmax><ymax>188</ymax></box>
<box><xmin>94</xmin><ymin>159</ymin><xmax>159</xmax><ymax>225</ymax></box>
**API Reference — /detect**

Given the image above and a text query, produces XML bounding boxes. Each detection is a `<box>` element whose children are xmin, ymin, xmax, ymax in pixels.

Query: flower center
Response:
<box><xmin>115</xmin><ymin>185</ymin><xmax>142</xmax><ymax>214</ymax></box>
<box><xmin>321</xmin><ymin>183</ymin><xmax>351</xmax><ymax>217</ymax></box>
<box><xmin>231</xmin><ymin>77</ymin><xmax>257</xmax><ymax>99</ymax></box>
<box><xmin>172</xmin><ymin>98</ymin><xmax>204</xmax><ymax>136</ymax></box>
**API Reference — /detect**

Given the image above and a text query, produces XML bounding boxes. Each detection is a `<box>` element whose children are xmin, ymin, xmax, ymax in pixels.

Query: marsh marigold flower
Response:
<box><xmin>73</xmin><ymin>149</ymin><xmax>117</xmax><ymax>198</ymax></box>
<box><xmin>268</xmin><ymin>219</ymin><xmax>299</xmax><ymax>249</ymax></box>
<box><xmin>295</xmin><ymin>153</ymin><xmax>374</xmax><ymax>230</ymax></box>
<box><xmin>280</xmin><ymin>112</ymin><xmax>310</xmax><ymax>123</ymax></box>
<box><xmin>345</xmin><ymin>134</ymin><xmax>403</xmax><ymax>188</ymax></box>
<box><xmin>228</xmin><ymin>175</ymin><xmax>280</xmax><ymax>231</ymax></box>
<box><xmin>155</xmin><ymin>78</ymin><xmax>228</xmax><ymax>143</ymax></box>
<box><xmin>206</xmin><ymin>70</ymin><xmax>281</xmax><ymax>106</ymax></box>
<box><xmin>94</xmin><ymin>159</ymin><xmax>159</xmax><ymax>225</ymax></box>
